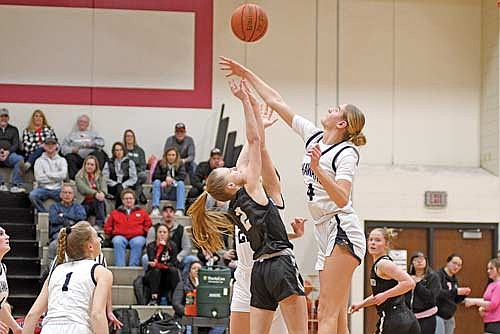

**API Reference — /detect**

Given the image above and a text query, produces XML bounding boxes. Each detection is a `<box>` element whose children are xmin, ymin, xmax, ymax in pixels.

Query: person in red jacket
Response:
<box><xmin>104</xmin><ymin>189</ymin><xmax>152</xmax><ymax>267</ymax></box>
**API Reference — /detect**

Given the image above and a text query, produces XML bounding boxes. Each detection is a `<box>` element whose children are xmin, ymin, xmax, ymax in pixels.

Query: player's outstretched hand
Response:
<box><xmin>107</xmin><ymin>309</ymin><xmax>123</xmax><ymax>330</ymax></box>
<box><xmin>229</xmin><ymin>79</ymin><xmax>249</xmax><ymax>101</ymax></box>
<box><xmin>348</xmin><ymin>303</ymin><xmax>362</xmax><ymax>314</ymax></box>
<box><xmin>261</xmin><ymin>105</ymin><xmax>278</xmax><ymax>129</ymax></box>
<box><xmin>291</xmin><ymin>217</ymin><xmax>306</xmax><ymax>238</ymax></box>
<box><xmin>219</xmin><ymin>56</ymin><xmax>248</xmax><ymax>78</ymax></box>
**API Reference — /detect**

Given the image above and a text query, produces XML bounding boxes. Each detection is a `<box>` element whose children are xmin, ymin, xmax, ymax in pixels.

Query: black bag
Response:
<box><xmin>109</xmin><ymin>307</ymin><xmax>140</xmax><ymax>334</ymax></box>
<box><xmin>133</xmin><ymin>274</ymin><xmax>151</xmax><ymax>305</ymax></box>
<box><xmin>140</xmin><ymin>312</ymin><xmax>183</xmax><ymax>334</ymax></box>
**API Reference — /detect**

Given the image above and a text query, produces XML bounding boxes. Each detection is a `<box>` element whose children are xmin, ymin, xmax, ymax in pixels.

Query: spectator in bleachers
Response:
<box><xmin>172</xmin><ymin>260</ymin><xmax>201</xmax><ymax>318</ymax></box>
<box><xmin>102</xmin><ymin>142</ymin><xmax>138</xmax><ymax>209</ymax></box>
<box><xmin>46</xmin><ymin>184</ymin><xmax>86</xmax><ymax>265</ymax></box>
<box><xmin>0</xmin><ymin>108</ymin><xmax>25</xmax><ymax>193</ymax></box>
<box><xmin>144</xmin><ymin>224</ymin><xmax>180</xmax><ymax>305</ymax></box>
<box><xmin>163</xmin><ymin>122</ymin><xmax>196</xmax><ymax>182</ymax></box>
<box><xmin>61</xmin><ymin>114</ymin><xmax>107</xmax><ymax>180</ymax></box>
<box><xmin>172</xmin><ymin>260</ymin><xmax>225</xmax><ymax>334</ymax></box>
<box><xmin>146</xmin><ymin>204</ymin><xmax>198</xmax><ymax>279</ymax></box>
<box><xmin>151</xmin><ymin>147</ymin><xmax>186</xmax><ymax>217</ymax></box>
<box><xmin>123</xmin><ymin>129</ymin><xmax>148</xmax><ymax>204</ymax></box>
<box><xmin>185</xmin><ymin>148</ymin><xmax>224</xmax><ymax>211</ymax></box>
<box><xmin>104</xmin><ymin>189</ymin><xmax>152</xmax><ymax>267</ymax></box>
<box><xmin>22</xmin><ymin>109</ymin><xmax>58</xmax><ymax>171</ymax></box>
<box><xmin>29</xmin><ymin>137</ymin><xmax>67</xmax><ymax>212</ymax></box>
<box><xmin>75</xmin><ymin>155</ymin><xmax>107</xmax><ymax>229</ymax></box>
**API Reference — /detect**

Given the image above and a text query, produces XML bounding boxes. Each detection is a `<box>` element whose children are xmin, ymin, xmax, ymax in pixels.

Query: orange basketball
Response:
<box><xmin>231</xmin><ymin>3</ymin><xmax>268</xmax><ymax>43</ymax></box>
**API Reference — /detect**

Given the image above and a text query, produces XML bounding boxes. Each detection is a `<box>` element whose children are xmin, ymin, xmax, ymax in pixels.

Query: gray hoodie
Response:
<box><xmin>34</xmin><ymin>152</ymin><xmax>67</xmax><ymax>190</ymax></box>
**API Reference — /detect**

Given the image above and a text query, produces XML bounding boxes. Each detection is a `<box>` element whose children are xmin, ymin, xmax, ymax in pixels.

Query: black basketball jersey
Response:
<box><xmin>371</xmin><ymin>255</ymin><xmax>405</xmax><ymax>311</ymax></box>
<box><xmin>229</xmin><ymin>187</ymin><xmax>292</xmax><ymax>260</ymax></box>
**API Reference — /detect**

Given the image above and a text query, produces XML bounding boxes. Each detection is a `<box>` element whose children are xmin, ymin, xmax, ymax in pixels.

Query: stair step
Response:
<box><xmin>9</xmin><ymin>294</ymin><xmax>38</xmax><ymax>317</ymax></box>
<box><xmin>113</xmin><ymin>305</ymin><xmax>174</xmax><ymax>321</ymax></box>
<box><xmin>112</xmin><ymin>285</ymin><xmax>136</xmax><ymax>305</ymax></box>
<box><xmin>0</xmin><ymin>192</ymin><xmax>31</xmax><ymax>208</ymax></box>
<box><xmin>4</xmin><ymin>257</ymin><xmax>40</xmax><ymax>275</ymax></box>
<box><xmin>7</xmin><ymin>275</ymin><xmax>42</xmax><ymax>295</ymax></box>
<box><xmin>0</xmin><ymin>208</ymin><xmax>34</xmax><ymax>224</ymax></box>
<box><xmin>109</xmin><ymin>266</ymin><xmax>143</xmax><ymax>285</ymax></box>
<box><xmin>9</xmin><ymin>240</ymin><xmax>39</xmax><ymax>257</ymax></box>
<box><xmin>2</xmin><ymin>223</ymin><xmax>36</xmax><ymax>240</ymax></box>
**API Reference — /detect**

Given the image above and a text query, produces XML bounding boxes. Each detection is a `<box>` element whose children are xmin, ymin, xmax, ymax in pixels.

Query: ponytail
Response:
<box><xmin>187</xmin><ymin>192</ymin><xmax>234</xmax><ymax>253</ymax></box>
<box><xmin>350</xmin><ymin>132</ymin><xmax>367</xmax><ymax>146</ymax></box>
<box><xmin>344</xmin><ymin>104</ymin><xmax>367</xmax><ymax>147</ymax></box>
<box><xmin>56</xmin><ymin>228</ymin><xmax>68</xmax><ymax>265</ymax></box>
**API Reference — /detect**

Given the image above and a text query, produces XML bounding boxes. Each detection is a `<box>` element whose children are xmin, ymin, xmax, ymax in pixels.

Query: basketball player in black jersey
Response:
<box><xmin>350</xmin><ymin>228</ymin><xmax>420</xmax><ymax>334</ymax></box>
<box><xmin>188</xmin><ymin>79</ymin><xmax>307</xmax><ymax>334</ymax></box>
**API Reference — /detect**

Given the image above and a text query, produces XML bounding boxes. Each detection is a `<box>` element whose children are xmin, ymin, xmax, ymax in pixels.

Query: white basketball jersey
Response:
<box><xmin>0</xmin><ymin>263</ymin><xmax>9</xmax><ymax>307</ymax></box>
<box><xmin>292</xmin><ymin>115</ymin><xmax>359</xmax><ymax>223</ymax></box>
<box><xmin>43</xmin><ymin>259</ymin><xmax>99</xmax><ymax>329</ymax></box>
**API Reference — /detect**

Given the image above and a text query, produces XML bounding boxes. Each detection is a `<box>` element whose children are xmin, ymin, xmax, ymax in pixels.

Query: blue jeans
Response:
<box><xmin>152</xmin><ymin>179</ymin><xmax>185</xmax><ymax>210</ymax></box>
<box><xmin>26</xmin><ymin>146</ymin><xmax>45</xmax><ymax>165</ymax></box>
<box><xmin>29</xmin><ymin>187</ymin><xmax>61</xmax><ymax>212</ymax></box>
<box><xmin>112</xmin><ymin>235</ymin><xmax>146</xmax><ymax>267</ymax></box>
<box><xmin>0</xmin><ymin>152</ymin><xmax>24</xmax><ymax>185</ymax></box>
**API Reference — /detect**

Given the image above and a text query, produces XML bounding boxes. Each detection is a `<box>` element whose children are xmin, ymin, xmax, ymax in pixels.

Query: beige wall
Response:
<box><xmin>481</xmin><ymin>0</ymin><xmax>499</xmax><ymax>174</ymax></box>
<box><xmin>0</xmin><ymin>1</ymin><xmax>494</xmax><ymax>331</ymax></box>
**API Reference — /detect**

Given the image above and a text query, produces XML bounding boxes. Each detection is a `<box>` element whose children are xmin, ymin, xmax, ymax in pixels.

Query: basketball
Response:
<box><xmin>231</xmin><ymin>3</ymin><xmax>268</xmax><ymax>43</ymax></box>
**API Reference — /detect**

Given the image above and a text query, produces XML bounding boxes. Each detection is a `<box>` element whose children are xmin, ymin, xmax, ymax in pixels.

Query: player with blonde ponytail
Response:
<box><xmin>22</xmin><ymin>221</ymin><xmax>113</xmax><ymax>334</ymax></box>
<box><xmin>349</xmin><ymin>228</ymin><xmax>419</xmax><ymax>334</ymax></box>
<box><xmin>220</xmin><ymin>56</ymin><xmax>367</xmax><ymax>334</ymax></box>
<box><xmin>188</xmin><ymin>79</ymin><xmax>307</xmax><ymax>334</ymax></box>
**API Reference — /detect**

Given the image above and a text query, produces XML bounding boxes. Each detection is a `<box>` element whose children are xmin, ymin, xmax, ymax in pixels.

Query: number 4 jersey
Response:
<box><xmin>292</xmin><ymin>115</ymin><xmax>359</xmax><ymax>223</ymax></box>
<box><xmin>43</xmin><ymin>259</ymin><xmax>101</xmax><ymax>329</ymax></box>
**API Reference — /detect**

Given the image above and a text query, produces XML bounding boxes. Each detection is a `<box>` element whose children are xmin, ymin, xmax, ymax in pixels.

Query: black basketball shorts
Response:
<box><xmin>250</xmin><ymin>255</ymin><xmax>305</xmax><ymax>311</ymax></box>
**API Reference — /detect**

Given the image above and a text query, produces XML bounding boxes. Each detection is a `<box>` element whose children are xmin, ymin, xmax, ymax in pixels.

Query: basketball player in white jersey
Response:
<box><xmin>0</xmin><ymin>228</ymin><xmax>22</xmax><ymax>334</ymax></box>
<box><xmin>230</xmin><ymin>85</ymin><xmax>306</xmax><ymax>334</ymax></box>
<box><xmin>220</xmin><ymin>57</ymin><xmax>367</xmax><ymax>334</ymax></box>
<box><xmin>22</xmin><ymin>221</ymin><xmax>113</xmax><ymax>334</ymax></box>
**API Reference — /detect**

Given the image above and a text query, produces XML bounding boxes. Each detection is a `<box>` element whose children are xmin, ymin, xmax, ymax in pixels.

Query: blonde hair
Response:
<box><xmin>82</xmin><ymin>155</ymin><xmax>101</xmax><ymax>178</ymax></box>
<box><xmin>55</xmin><ymin>221</ymin><xmax>94</xmax><ymax>265</ymax></box>
<box><xmin>343</xmin><ymin>104</ymin><xmax>367</xmax><ymax>146</ymax></box>
<box><xmin>27</xmin><ymin>109</ymin><xmax>50</xmax><ymax>131</ymax></box>
<box><xmin>187</xmin><ymin>192</ymin><xmax>234</xmax><ymax>253</ymax></box>
<box><xmin>161</xmin><ymin>147</ymin><xmax>181</xmax><ymax>169</ymax></box>
<box><xmin>370</xmin><ymin>227</ymin><xmax>397</xmax><ymax>249</ymax></box>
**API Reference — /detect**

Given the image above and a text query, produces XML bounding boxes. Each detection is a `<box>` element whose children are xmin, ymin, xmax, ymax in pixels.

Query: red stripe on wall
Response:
<box><xmin>0</xmin><ymin>84</ymin><xmax>91</xmax><ymax>105</ymax></box>
<box><xmin>0</xmin><ymin>0</ymin><xmax>213</xmax><ymax>108</ymax></box>
<box><xmin>0</xmin><ymin>0</ymin><xmax>93</xmax><ymax>7</ymax></box>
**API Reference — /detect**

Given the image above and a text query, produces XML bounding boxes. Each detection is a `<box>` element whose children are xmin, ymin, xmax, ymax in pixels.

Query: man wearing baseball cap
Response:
<box><xmin>163</xmin><ymin>122</ymin><xmax>196</xmax><ymax>181</ymax></box>
<box><xmin>29</xmin><ymin>137</ymin><xmax>67</xmax><ymax>212</ymax></box>
<box><xmin>0</xmin><ymin>108</ymin><xmax>26</xmax><ymax>193</ymax></box>
<box><xmin>185</xmin><ymin>147</ymin><xmax>224</xmax><ymax>210</ymax></box>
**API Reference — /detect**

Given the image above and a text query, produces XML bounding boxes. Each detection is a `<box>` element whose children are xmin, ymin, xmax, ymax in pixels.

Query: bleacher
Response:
<box><xmin>2</xmin><ymin>166</ymin><xmax>197</xmax><ymax>320</ymax></box>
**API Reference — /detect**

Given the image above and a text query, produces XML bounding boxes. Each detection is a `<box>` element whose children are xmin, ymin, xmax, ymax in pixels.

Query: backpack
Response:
<box><xmin>110</xmin><ymin>307</ymin><xmax>140</xmax><ymax>334</ymax></box>
<box><xmin>140</xmin><ymin>312</ymin><xmax>183</xmax><ymax>334</ymax></box>
<box><xmin>133</xmin><ymin>274</ymin><xmax>151</xmax><ymax>305</ymax></box>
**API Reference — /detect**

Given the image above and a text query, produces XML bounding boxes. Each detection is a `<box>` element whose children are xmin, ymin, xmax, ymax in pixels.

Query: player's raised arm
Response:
<box><xmin>220</xmin><ymin>56</ymin><xmax>296</xmax><ymax>128</ymax></box>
